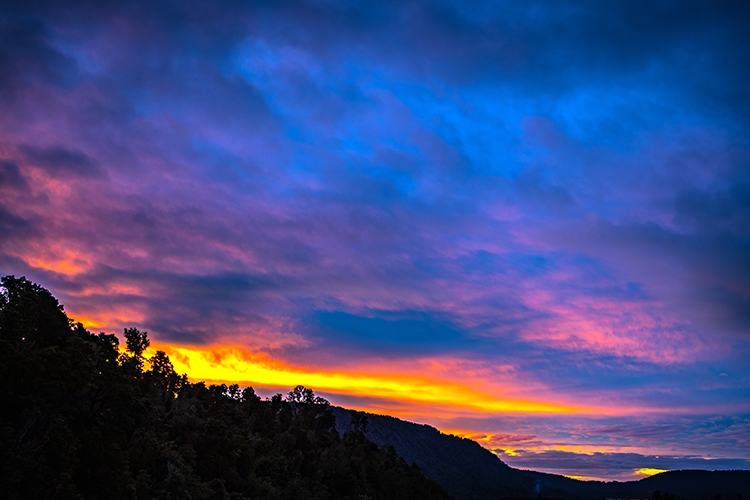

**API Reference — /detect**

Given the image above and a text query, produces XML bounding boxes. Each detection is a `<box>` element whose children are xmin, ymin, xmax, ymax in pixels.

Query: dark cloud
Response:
<box><xmin>0</xmin><ymin>13</ymin><xmax>78</xmax><ymax>97</ymax></box>
<box><xmin>0</xmin><ymin>161</ymin><xmax>28</xmax><ymax>191</ymax></box>
<box><xmin>21</xmin><ymin>145</ymin><xmax>102</xmax><ymax>178</ymax></box>
<box><xmin>0</xmin><ymin>205</ymin><xmax>31</xmax><ymax>237</ymax></box>
<box><xmin>673</xmin><ymin>181</ymin><xmax>750</xmax><ymax>238</ymax></box>
<box><xmin>63</xmin><ymin>265</ymin><xmax>290</xmax><ymax>344</ymax></box>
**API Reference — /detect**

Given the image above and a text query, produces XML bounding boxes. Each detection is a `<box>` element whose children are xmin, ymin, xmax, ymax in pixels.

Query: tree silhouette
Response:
<box><xmin>0</xmin><ymin>275</ymin><xmax>451</xmax><ymax>500</ymax></box>
<box><xmin>124</xmin><ymin>326</ymin><xmax>150</xmax><ymax>357</ymax></box>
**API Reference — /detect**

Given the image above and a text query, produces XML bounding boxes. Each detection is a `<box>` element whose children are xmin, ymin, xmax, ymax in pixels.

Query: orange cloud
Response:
<box><xmin>23</xmin><ymin>250</ymin><xmax>93</xmax><ymax>276</ymax></box>
<box><xmin>148</xmin><ymin>342</ymin><xmax>581</xmax><ymax>416</ymax></box>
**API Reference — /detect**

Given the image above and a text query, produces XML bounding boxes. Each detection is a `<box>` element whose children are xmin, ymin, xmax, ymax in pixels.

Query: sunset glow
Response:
<box><xmin>148</xmin><ymin>343</ymin><xmax>579</xmax><ymax>415</ymax></box>
<box><xmin>635</xmin><ymin>468</ymin><xmax>669</xmax><ymax>477</ymax></box>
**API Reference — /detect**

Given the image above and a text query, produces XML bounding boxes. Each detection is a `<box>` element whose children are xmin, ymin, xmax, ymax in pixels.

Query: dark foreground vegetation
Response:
<box><xmin>0</xmin><ymin>275</ymin><xmax>451</xmax><ymax>500</ymax></box>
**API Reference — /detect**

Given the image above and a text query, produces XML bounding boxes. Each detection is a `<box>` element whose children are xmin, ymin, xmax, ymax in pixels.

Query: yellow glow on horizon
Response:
<box><xmin>148</xmin><ymin>343</ymin><xmax>580</xmax><ymax>415</ymax></box>
<box><xmin>635</xmin><ymin>467</ymin><xmax>668</xmax><ymax>477</ymax></box>
<box><xmin>439</xmin><ymin>428</ymin><xmax>664</xmax><ymax>460</ymax></box>
<box><xmin>76</xmin><ymin>316</ymin><xmax>103</xmax><ymax>329</ymax></box>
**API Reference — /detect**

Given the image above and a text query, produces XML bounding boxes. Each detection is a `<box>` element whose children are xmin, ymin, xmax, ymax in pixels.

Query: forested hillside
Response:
<box><xmin>335</xmin><ymin>408</ymin><xmax>750</xmax><ymax>500</ymax></box>
<box><xmin>334</xmin><ymin>407</ymin><xmax>569</xmax><ymax>500</ymax></box>
<box><xmin>0</xmin><ymin>276</ymin><xmax>451</xmax><ymax>500</ymax></box>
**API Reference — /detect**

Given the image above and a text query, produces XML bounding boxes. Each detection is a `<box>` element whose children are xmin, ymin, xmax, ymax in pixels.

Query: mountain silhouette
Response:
<box><xmin>334</xmin><ymin>407</ymin><xmax>750</xmax><ymax>500</ymax></box>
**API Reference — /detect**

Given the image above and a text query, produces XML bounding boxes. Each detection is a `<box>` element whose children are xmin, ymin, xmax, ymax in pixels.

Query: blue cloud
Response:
<box><xmin>313</xmin><ymin>310</ymin><xmax>473</xmax><ymax>355</ymax></box>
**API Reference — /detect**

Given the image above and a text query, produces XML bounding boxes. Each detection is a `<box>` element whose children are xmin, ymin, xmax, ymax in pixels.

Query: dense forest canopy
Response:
<box><xmin>0</xmin><ymin>275</ymin><xmax>451</xmax><ymax>500</ymax></box>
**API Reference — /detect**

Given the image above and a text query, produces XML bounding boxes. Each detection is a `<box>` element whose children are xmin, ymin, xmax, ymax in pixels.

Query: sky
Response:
<box><xmin>1</xmin><ymin>0</ymin><xmax>749</xmax><ymax>482</ymax></box>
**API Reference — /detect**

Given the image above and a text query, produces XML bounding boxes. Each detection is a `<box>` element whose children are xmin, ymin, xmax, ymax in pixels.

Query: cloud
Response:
<box><xmin>1</xmin><ymin>0</ymin><xmax>744</xmax><ymax>364</ymax></box>
<box><xmin>0</xmin><ymin>204</ymin><xmax>31</xmax><ymax>236</ymax></box>
<box><xmin>0</xmin><ymin>161</ymin><xmax>28</xmax><ymax>191</ymax></box>
<box><xmin>0</xmin><ymin>12</ymin><xmax>78</xmax><ymax>97</ymax></box>
<box><xmin>21</xmin><ymin>144</ymin><xmax>103</xmax><ymax>178</ymax></box>
<box><xmin>312</xmin><ymin>310</ymin><xmax>474</xmax><ymax>356</ymax></box>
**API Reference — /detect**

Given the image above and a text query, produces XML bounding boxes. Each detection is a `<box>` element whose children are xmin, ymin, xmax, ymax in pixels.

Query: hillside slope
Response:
<box><xmin>335</xmin><ymin>407</ymin><xmax>750</xmax><ymax>500</ymax></box>
<box><xmin>333</xmin><ymin>407</ymin><xmax>571</xmax><ymax>499</ymax></box>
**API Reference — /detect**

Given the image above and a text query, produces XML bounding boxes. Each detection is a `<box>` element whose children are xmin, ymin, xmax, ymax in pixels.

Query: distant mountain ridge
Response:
<box><xmin>332</xmin><ymin>407</ymin><xmax>569</xmax><ymax>499</ymax></box>
<box><xmin>521</xmin><ymin>469</ymin><xmax>750</xmax><ymax>500</ymax></box>
<box><xmin>333</xmin><ymin>407</ymin><xmax>750</xmax><ymax>500</ymax></box>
